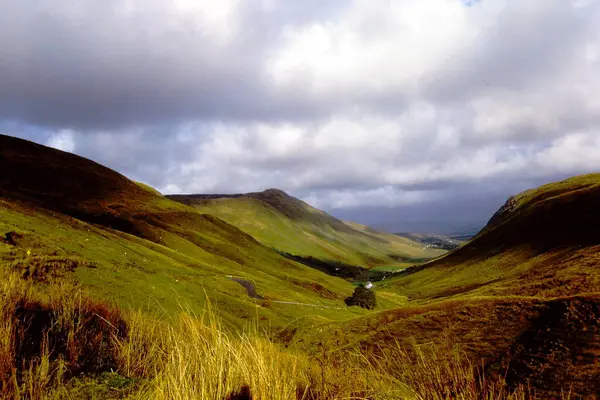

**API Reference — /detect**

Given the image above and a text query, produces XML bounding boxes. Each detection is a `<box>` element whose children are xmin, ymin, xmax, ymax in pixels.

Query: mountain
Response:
<box><xmin>387</xmin><ymin>173</ymin><xmax>600</xmax><ymax>300</ymax></box>
<box><xmin>167</xmin><ymin>191</ymin><xmax>444</xmax><ymax>276</ymax></box>
<box><xmin>3</xmin><ymin>134</ymin><xmax>599</xmax><ymax>398</ymax></box>
<box><xmin>0</xmin><ymin>134</ymin><xmax>367</xmax><ymax>329</ymax></box>
<box><xmin>288</xmin><ymin>174</ymin><xmax>600</xmax><ymax>397</ymax></box>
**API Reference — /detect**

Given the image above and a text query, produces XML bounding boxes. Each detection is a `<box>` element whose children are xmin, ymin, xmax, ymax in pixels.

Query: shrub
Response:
<box><xmin>344</xmin><ymin>284</ymin><xmax>376</xmax><ymax>309</ymax></box>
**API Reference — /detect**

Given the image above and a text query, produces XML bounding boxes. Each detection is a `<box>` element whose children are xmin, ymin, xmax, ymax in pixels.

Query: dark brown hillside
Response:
<box><xmin>0</xmin><ymin>134</ymin><xmax>169</xmax><ymax>237</ymax></box>
<box><xmin>0</xmin><ymin>134</ymin><xmax>277</xmax><ymax>265</ymax></box>
<box><xmin>291</xmin><ymin>295</ymin><xmax>600</xmax><ymax>398</ymax></box>
<box><xmin>441</xmin><ymin>174</ymin><xmax>600</xmax><ymax>265</ymax></box>
<box><xmin>0</xmin><ymin>134</ymin><xmax>153</xmax><ymax>214</ymax></box>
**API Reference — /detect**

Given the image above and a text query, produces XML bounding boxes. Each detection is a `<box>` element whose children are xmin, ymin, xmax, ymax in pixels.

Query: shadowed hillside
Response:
<box><xmin>385</xmin><ymin>173</ymin><xmax>600</xmax><ymax>299</ymax></box>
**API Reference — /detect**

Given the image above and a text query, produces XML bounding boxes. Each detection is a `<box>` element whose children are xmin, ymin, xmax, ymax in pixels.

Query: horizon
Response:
<box><xmin>2</xmin><ymin>1</ymin><xmax>600</xmax><ymax>233</ymax></box>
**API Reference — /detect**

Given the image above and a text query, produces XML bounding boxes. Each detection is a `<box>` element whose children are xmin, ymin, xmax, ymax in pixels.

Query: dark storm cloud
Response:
<box><xmin>328</xmin><ymin>173</ymin><xmax>579</xmax><ymax>234</ymax></box>
<box><xmin>0</xmin><ymin>0</ymin><xmax>350</xmax><ymax>130</ymax></box>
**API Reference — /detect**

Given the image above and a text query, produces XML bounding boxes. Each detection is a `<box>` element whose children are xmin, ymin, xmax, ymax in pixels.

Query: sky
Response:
<box><xmin>1</xmin><ymin>0</ymin><xmax>600</xmax><ymax>234</ymax></box>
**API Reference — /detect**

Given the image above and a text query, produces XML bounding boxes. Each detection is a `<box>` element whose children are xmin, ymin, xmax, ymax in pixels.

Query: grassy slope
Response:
<box><xmin>288</xmin><ymin>174</ymin><xmax>600</xmax><ymax>397</ymax></box>
<box><xmin>382</xmin><ymin>173</ymin><xmax>600</xmax><ymax>300</ymax></box>
<box><xmin>0</xmin><ymin>134</ymin><xmax>368</xmax><ymax>330</ymax></box>
<box><xmin>168</xmin><ymin>192</ymin><xmax>443</xmax><ymax>269</ymax></box>
<box><xmin>289</xmin><ymin>294</ymin><xmax>600</xmax><ymax>396</ymax></box>
<box><xmin>3</xmin><ymin>134</ymin><xmax>599</xmax><ymax>396</ymax></box>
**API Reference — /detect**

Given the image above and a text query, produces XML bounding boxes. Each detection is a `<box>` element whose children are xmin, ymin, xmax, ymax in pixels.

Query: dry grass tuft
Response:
<box><xmin>0</xmin><ymin>272</ymin><xmax>126</xmax><ymax>399</ymax></box>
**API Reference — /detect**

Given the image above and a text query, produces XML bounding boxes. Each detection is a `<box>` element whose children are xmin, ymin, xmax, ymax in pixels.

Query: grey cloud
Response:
<box><xmin>329</xmin><ymin>173</ymin><xmax>580</xmax><ymax>234</ymax></box>
<box><xmin>0</xmin><ymin>0</ymin><xmax>347</xmax><ymax>130</ymax></box>
<box><xmin>423</xmin><ymin>0</ymin><xmax>592</xmax><ymax>102</ymax></box>
<box><xmin>2</xmin><ymin>1</ymin><xmax>600</xmax><ymax>233</ymax></box>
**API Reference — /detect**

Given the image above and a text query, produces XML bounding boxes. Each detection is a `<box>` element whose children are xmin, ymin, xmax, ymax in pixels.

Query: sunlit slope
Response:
<box><xmin>168</xmin><ymin>191</ymin><xmax>443</xmax><ymax>269</ymax></box>
<box><xmin>382</xmin><ymin>173</ymin><xmax>600</xmax><ymax>300</ymax></box>
<box><xmin>0</xmin><ymin>134</ymin><xmax>362</xmax><ymax>329</ymax></box>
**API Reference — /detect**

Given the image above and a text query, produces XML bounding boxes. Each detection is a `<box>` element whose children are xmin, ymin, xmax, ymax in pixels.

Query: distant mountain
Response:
<box><xmin>167</xmin><ymin>191</ymin><xmax>445</xmax><ymax>275</ymax></box>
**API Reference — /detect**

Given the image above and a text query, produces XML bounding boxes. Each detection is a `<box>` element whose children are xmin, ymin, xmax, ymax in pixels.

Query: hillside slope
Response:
<box><xmin>0</xmin><ymin>134</ymin><xmax>365</xmax><ymax>329</ymax></box>
<box><xmin>289</xmin><ymin>294</ymin><xmax>600</xmax><ymax>397</ymax></box>
<box><xmin>167</xmin><ymin>191</ymin><xmax>443</xmax><ymax>272</ymax></box>
<box><xmin>286</xmin><ymin>174</ymin><xmax>600</xmax><ymax>397</ymax></box>
<box><xmin>383</xmin><ymin>173</ymin><xmax>600</xmax><ymax>300</ymax></box>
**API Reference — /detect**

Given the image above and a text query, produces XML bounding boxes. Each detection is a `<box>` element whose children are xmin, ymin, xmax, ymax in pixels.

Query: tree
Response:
<box><xmin>344</xmin><ymin>284</ymin><xmax>376</xmax><ymax>309</ymax></box>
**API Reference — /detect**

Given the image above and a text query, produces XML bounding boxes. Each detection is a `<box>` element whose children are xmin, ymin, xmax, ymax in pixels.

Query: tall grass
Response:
<box><xmin>364</xmin><ymin>341</ymin><xmax>533</xmax><ymax>400</ymax></box>
<box><xmin>0</xmin><ymin>270</ymin><xmax>570</xmax><ymax>399</ymax></box>
<box><xmin>118</xmin><ymin>306</ymin><xmax>307</xmax><ymax>400</ymax></box>
<box><xmin>0</xmin><ymin>271</ymin><xmax>125</xmax><ymax>399</ymax></box>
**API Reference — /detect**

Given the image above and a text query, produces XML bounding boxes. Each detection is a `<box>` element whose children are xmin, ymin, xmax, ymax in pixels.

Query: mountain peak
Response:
<box><xmin>260</xmin><ymin>188</ymin><xmax>289</xmax><ymax>197</ymax></box>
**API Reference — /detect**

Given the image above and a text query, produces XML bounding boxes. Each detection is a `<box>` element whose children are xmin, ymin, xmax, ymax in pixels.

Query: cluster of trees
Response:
<box><xmin>344</xmin><ymin>284</ymin><xmax>376</xmax><ymax>309</ymax></box>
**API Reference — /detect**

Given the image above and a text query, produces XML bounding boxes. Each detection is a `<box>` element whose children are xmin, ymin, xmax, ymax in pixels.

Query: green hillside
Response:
<box><xmin>167</xmin><ymin>191</ymin><xmax>443</xmax><ymax>272</ymax></box>
<box><xmin>2</xmin><ymin>134</ymin><xmax>599</xmax><ymax>398</ymax></box>
<box><xmin>0</xmin><ymin>134</ymin><xmax>371</xmax><ymax>330</ymax></box>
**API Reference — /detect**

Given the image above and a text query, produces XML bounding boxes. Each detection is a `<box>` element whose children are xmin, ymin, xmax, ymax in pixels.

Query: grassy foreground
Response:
<box><xmin>0</xmin><ymin>271</ymin><xmax>541</xmax><ymax>400</ymax></box>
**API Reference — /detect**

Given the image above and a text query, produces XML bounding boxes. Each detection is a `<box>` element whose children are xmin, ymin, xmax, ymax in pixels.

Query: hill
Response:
<box><xmin>2</xmin><ymin>134</ymin><xmax>599</xmax><ymax>398</ymax></box>
<box><xmin>383</xmin><ymin>173</ymin><xmax>600</xmax><ymax>300</ymax></box>
<box><xmin>0</xmin><ymin>134</ymin><xmax>370</xmax><ymax>330</ymax></box>
<box><xmin>288</xmin><ymin>294</ymin><xmax>600</xmax><ymax>397</ymax></box>
<box><xmin>167</xmin><ymin>191</ymin><xmax>444</xmax><ymax>276</ymax></box>
<box><xmin>287</xmin><ymin>174</ymin><xmax>600</xmax><ymax>397</ymax></box>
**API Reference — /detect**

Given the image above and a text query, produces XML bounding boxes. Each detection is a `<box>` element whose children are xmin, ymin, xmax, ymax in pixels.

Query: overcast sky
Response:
<box><xmin>2</xmin><ymin>0</ymin><xmax>600</xmax><ymax>233</ymax></box>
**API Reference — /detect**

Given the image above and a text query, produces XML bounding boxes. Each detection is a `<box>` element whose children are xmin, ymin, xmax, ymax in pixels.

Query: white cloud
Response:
<box><xmin>46</xmin><ymin>129</ymin><xmax>75</xmax><ymax>153</ymax></box>
<box><xmin>536</xmin><ymin>132</ymin><xmax>600</xmax><ymax>173</ymax></box>
<box><xmin>268</xmin><ymin>0</ymin><xmax>473</xmax><ymax>97</ymax></box>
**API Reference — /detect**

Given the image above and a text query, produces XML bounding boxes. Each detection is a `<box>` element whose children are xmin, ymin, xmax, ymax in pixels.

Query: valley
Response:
<box><xmin>1</xmin><ymin>134</ymin><xmax>599</xmax><ymax>399</ymax></box>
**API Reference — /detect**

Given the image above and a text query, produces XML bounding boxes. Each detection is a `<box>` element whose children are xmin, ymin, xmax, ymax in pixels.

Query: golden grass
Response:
<box><xmin>0</xmin><ymin>272</ymin><xmax>575</xmax><ymax>399</ymax></box>
<box><xmin>117</xmin><ymin>305</ymin><xmax>307</xmax><ymax>400</ymax></box>
<box><xmin>0</xmin><ymin>272</ymin><xmax>125</xmax><ymax>399</ymax></box>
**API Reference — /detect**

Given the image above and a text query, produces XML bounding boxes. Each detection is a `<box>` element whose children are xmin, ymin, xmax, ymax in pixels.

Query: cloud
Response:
<box><xmin>2</xmin><ymin>0</ymin><xmax>600</xmax><ymax>232</ymax></box>
<box><xmin>0</xmin><ymin>0</ymin><xmax>327</xmax><ymax>129</ymax></box>
<box><xmin>46</xmin><ymin>129</ymin><xmax>75</xmax><ymax>152</ymax></box>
